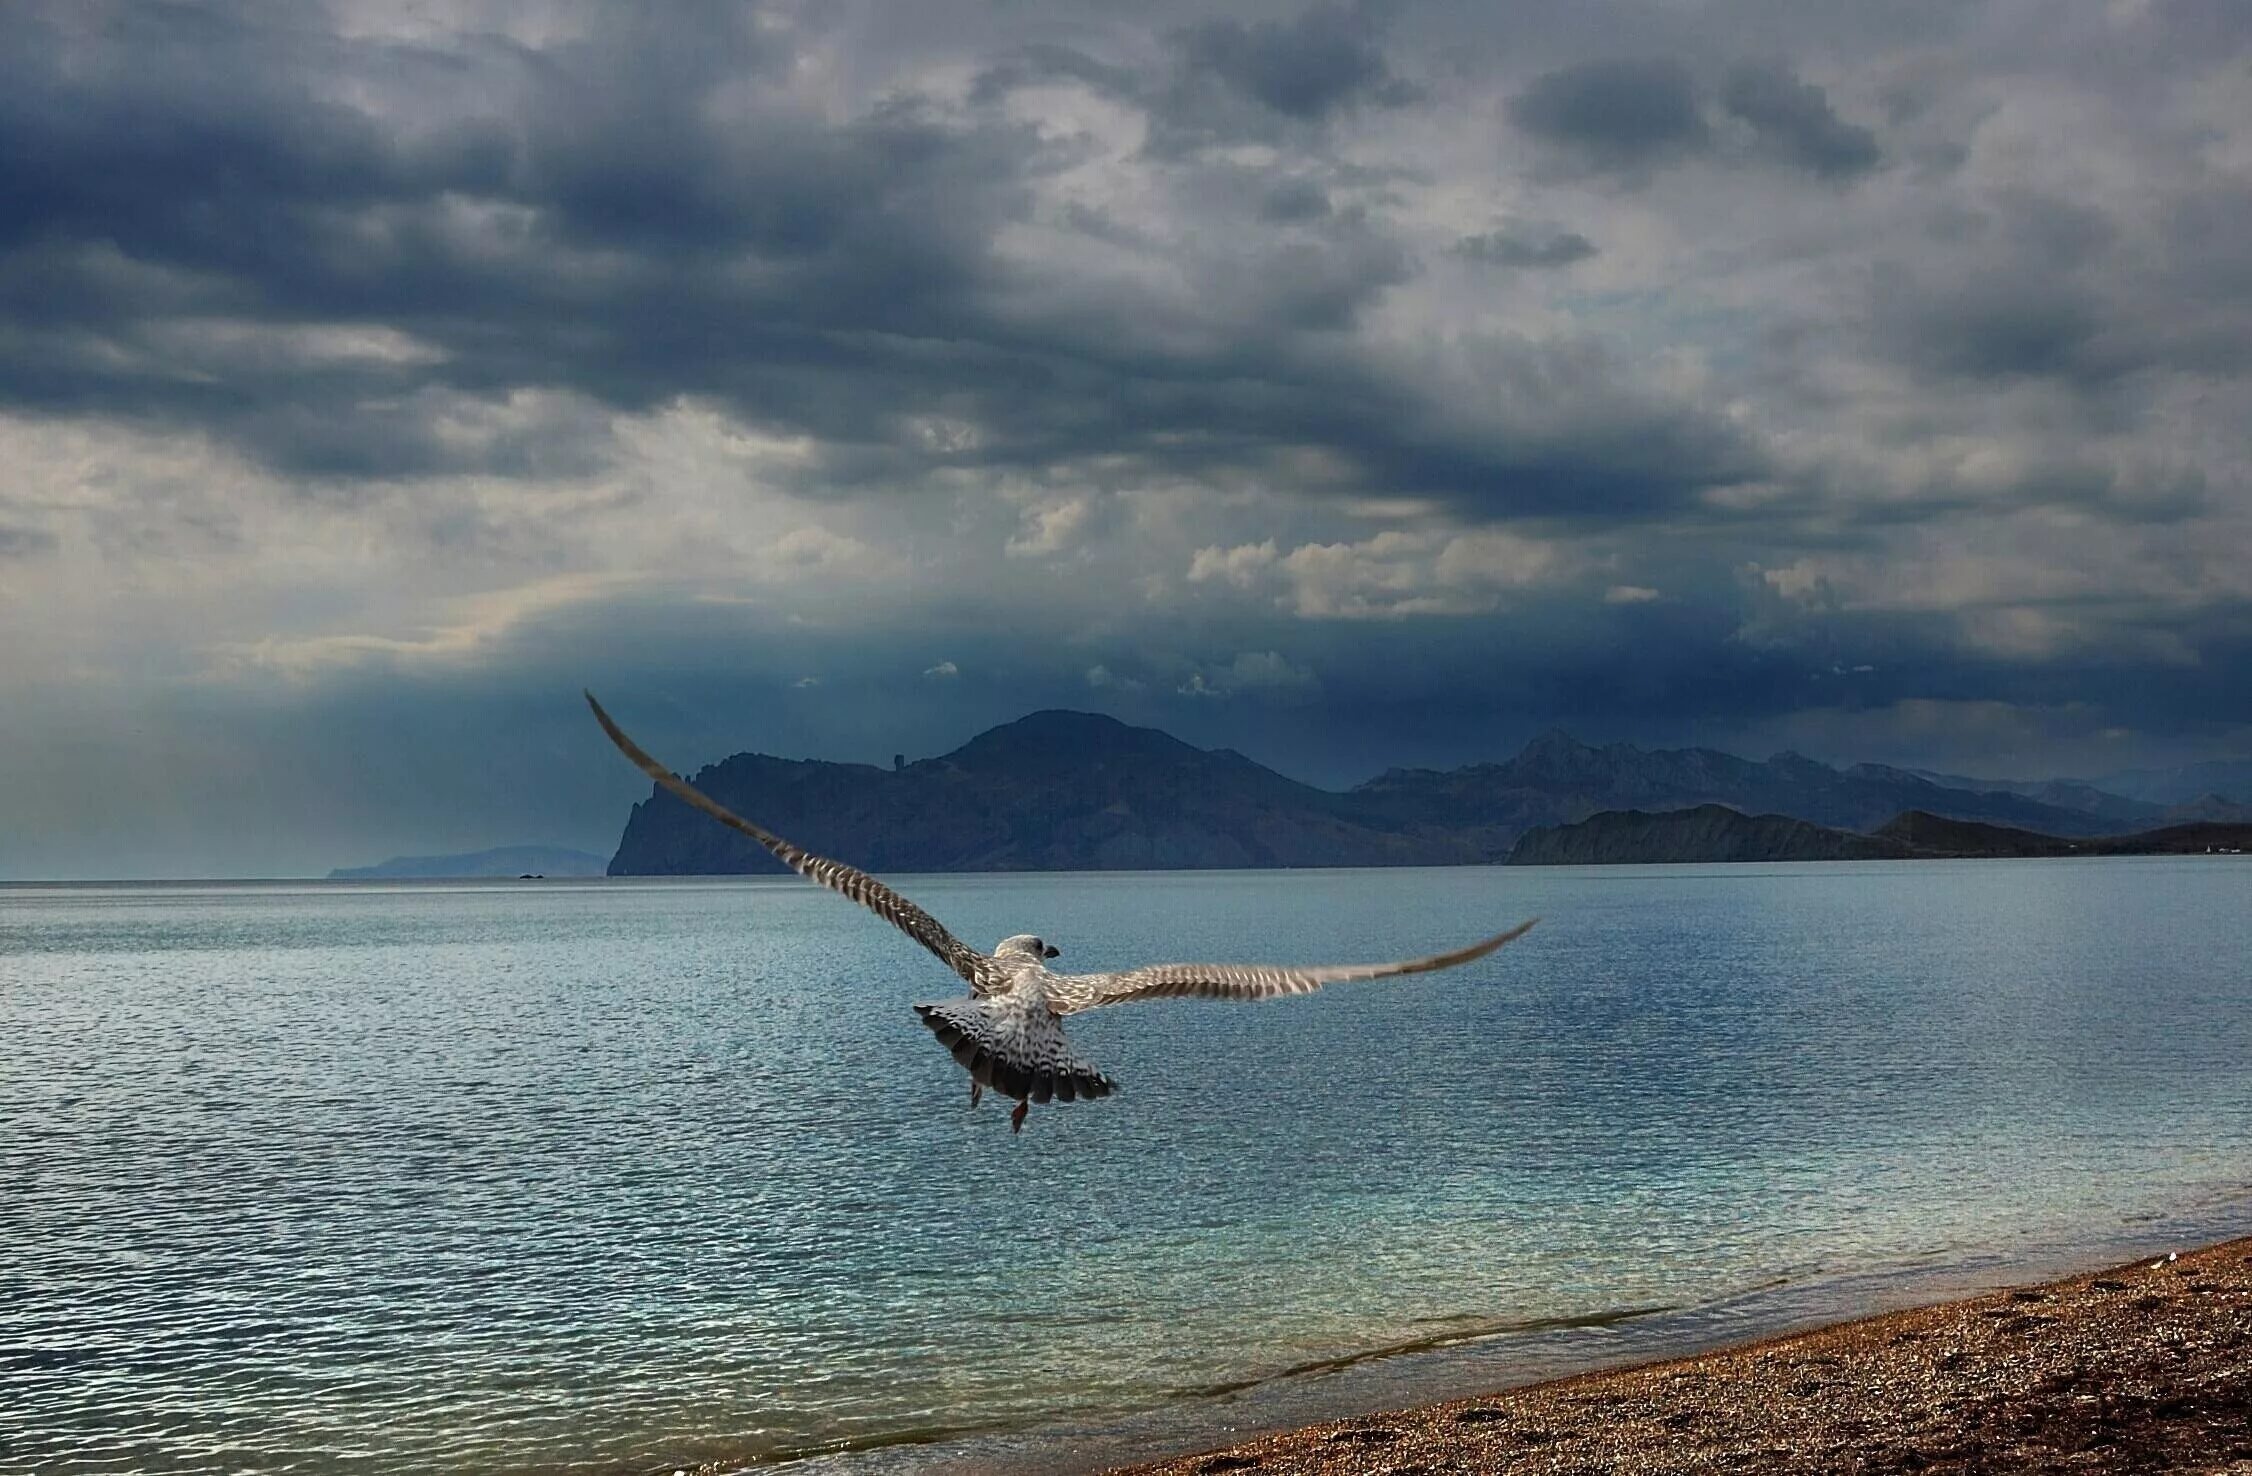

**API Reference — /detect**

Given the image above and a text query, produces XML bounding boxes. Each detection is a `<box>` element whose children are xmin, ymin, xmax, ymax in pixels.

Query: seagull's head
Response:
<box><xmin>996</xmin><ymin>933</ymin><xmax>1061</xmax><ymax>961</ymax></box>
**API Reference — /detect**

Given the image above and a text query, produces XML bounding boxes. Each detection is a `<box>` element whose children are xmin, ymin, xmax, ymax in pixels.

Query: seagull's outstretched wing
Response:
<box><xmin>586</xmin><ymin>693</ymin><xmax>1004</xmax><ymax>995</ymax></box>
<box><xmin>1044</xmin><ymin>918</ymin><xmax>1537</xmax><ymax>1016</ymax></box>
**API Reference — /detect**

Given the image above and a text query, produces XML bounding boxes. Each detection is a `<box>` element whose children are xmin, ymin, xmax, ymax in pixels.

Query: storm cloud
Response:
<box><xmin>1720</xmin><ymin>61</ymin><xmax>1880</xmax><ymax>179</ymax></box>
<box><xmin>1454</xmin><ymin>224</ymin><xmax>1598</xmax><ymax>269</ymax></box>
<box><xmin>1508</xmin><ymin>58</ymin><xmax>1710</xmax><ymax>174</ymax></box>
<box><xmin>0</xmin><ymin>0</ymin><xmax>2247</xmax><ymax>876</ymax></box>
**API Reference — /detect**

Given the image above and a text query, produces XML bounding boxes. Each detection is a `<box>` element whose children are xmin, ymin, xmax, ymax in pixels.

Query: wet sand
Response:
<box><xmin>1115</xmin><ymin>1236</ymin><xmax>2252</xmax><ymax>1475</ymax></box>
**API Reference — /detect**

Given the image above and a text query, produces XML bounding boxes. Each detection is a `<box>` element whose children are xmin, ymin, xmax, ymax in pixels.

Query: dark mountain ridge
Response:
<box><xmin>607</xmin><ymin>712</ymin><xmax>2172</xmax><ymax>875</ymax></box>
<box><xmin>2086</xmin><ymin>759</ymin><xmax>2252</xmax><ymax>808</ymax></box>
<box><xmin>1343</xmin><ymin>729</ymin><xmax>2123</xmax><ymax>840</ymax></box>
<box><xmin>1898</xmin><ymin>767</ymin><xmax>2167</xmax><ymax>826</ymax></box>
<box><xmin>1912</xmin><ymin>760</ymin><xmax>2252</xmax><ymax>812</ymax></box>
<box><xmin>1507</xmin><ymin>805</ymin><xmax>2252</xmax><ymax>865</ymax></box>
<box><xmin>1505</xmin><ymin>805</ymin><xmax>1912</xmax><ymax>866</ymax></box>
<box><xmin>609</xmin><ymin>710</ymin><xmax>1482</xmax><ymax>875</ymax></box>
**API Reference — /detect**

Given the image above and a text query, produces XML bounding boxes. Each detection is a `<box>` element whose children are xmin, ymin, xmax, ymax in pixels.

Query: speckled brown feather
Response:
<box><xmin>914</xmin><ymin>997</ymin><xmax>1115</xmax><ymax>1104</ymax></box>
<box><xmin>1044</xmin><ymin>917</ymin><xmax>1537</xmax><ymax>1015</ymax></box>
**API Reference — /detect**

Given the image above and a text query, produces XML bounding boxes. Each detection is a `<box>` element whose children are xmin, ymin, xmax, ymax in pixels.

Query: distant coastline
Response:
<box><xmin>599</xmin><ymin>710</ymin><xmax>2251</xmax><ymax>877</ymax></box>
<box><xmin>328</xmin><ymin>845</ymin><xmax>609</xmax><ymax>880</ymax></box>
<box><xmin>1505</xmin><ymin>803</ymin><xmax>2252</xmax><ymax>865</ymax></box>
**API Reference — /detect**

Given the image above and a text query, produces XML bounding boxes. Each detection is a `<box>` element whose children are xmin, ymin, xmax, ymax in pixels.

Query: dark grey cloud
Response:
<box><xmin>2160</xmin><ymin>186</ymin><xmax>2252</xmax><ymax>346</ymax></box>
<box><xmin>1318</xmin><ymin>335</ymin><xmax>1767</xmax><ymax>517</ymax></box>
<box><xmin>1454</xmin><ymin>225</ymin><xmax>1597</xmax><ymax>268</ymax></box>
<box><xmin>1720</xmin><ymin>61</ymin><xmax>1880</xmax><ymax>179</ymax></box>
<box><xmin>2</xmin><ymin>0</ymin><xmax>2249</xmax><ymax>876</ymax></box>
<box><xmin>1991</xmin><ymin>190</ymin><xmax>2119</xmax><ymax>271</ymax></box>
<box><xmin>972</xmin><ymin>6</ymin><xmax>1421</xmax><ymax>158</ymax></box>
<box><xmin>1259</xmin><ymin>177</ymin><xmax>1335</xmax><ymax>222</ymax></box>
<box><xmin>1174</xmin><ymin>3</ymin><xmax>1419</xmax><ymax>120</ymax></box>
<box><xmin>0</xmin><ymin>524</ymin><xmax>57</xmax><ymax>559</ymax></box>
<box><xmin>1857</xmin><ymin>181</ymin><xmax>2252</xmax><ymax>403</ymax></box>
<box><xmin>0</xmin><ymin>4</ymin><xmax>1040</xmax><ymax>478</ymax></box>
<box><xmin>0</xmin><ymin>2</ymin><xmax>1721</xmax><ymax>526</ymax></box>
<box><xmin>1138</xmin><ymin>2</ymin><xmax>1422</xmax><ymax>158</ymax></box>
<box><xmin>1508</xmin><ymin>58</ymin><xmax>1709</xmax><ymax>173</ymax></box>
<box><xmin>1875</xmin><ymin>267</ymin><xmax>2112</xmax><ymax>384</ymax></box>
<box><xmin>969</xmin><ymin>43</ymin><xmax>1145</xmax><ymax>106</ymax></box>
<box><xmin>1510</xmin><ymin>55</ymin><xmax>1883</xmax><ymax>183</ymax></box>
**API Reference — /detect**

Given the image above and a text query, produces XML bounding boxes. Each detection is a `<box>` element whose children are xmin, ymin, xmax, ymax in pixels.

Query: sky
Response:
<box><xmin>1</xmin><ymin>0</ymin><xmax>2249</xmax><ymax>877</ymax></box>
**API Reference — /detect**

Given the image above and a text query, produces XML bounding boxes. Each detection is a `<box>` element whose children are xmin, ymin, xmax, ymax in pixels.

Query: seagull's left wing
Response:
<box><xmin>1044</xmin><ymin>918</ymin><xmax>1536</xmax><ymax>1016</ymax></box>
<box><xmin>586</xmin><ymin>693</ymin><xmax>1005</xmax><ymax>995</ymax></box>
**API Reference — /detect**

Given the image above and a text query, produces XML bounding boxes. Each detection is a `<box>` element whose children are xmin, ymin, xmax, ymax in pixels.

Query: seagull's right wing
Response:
<box><xmin>1045</xmin><ymin>918</ymin><xmax>1536</xmax><ymax>1016</ymax></box>
<box><xmin>587</xmin><ymin>693</ymin><xmax>1005</xmax><ymax>995</ymax></box>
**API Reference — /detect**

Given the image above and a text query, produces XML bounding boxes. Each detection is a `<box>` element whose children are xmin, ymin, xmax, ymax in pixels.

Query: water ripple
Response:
<box><xmin>3</xmin><ymin>861</ymin><xmax>2250</xmax><ymax>1473</ymax></box>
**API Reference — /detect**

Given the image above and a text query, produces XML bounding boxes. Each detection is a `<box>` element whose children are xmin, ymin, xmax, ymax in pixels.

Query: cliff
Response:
<box><xmin>608</xmin><ymin>710</ymin><xmax>1483</xmax><ymax>874</ymax></box>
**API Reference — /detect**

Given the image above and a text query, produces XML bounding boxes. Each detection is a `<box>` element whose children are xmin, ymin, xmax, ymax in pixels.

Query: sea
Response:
<box><xmin>5</xmin><ymin>858</ymin><xmax>2250</xmax><ymax>1474</ymax></box>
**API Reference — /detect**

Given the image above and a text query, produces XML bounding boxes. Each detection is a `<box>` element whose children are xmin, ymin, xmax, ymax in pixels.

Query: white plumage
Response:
<box><xmin>588</xmin><ymin>694</ymin><xmax>1537</xmax><ymax>1132</ymax></box>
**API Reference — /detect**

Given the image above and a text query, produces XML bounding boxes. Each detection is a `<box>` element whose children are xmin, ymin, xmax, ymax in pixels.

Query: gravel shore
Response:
<box><xmin>1114</xmin><ymin>1236</ymin><xmax>2252</xmax><ymax>1475</ymax></box>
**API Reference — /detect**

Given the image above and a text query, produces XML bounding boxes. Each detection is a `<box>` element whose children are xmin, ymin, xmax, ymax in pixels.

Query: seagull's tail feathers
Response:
<box><xmin>914</xmin><ymin>999</ymin><xmax>1117</xmax><ymax>1105</ymax></box>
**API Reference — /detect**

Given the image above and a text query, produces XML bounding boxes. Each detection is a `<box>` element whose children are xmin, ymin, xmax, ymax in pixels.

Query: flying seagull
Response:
<box><xmin>587</xmin><ymin>694</ymin><xmax>1537</xmax><ymax>1132</ymax></box>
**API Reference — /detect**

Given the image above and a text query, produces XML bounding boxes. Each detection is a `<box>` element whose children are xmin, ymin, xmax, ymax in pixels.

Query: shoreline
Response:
<box><xmin>785</xmin><ymin>1209</ymin><xmax>2252</xmax><ymax>1473</ymax></box>
<box><xmin>1107</xmin><ymin>1236</ymin><xmax>2252</xmax><ymax>1475</ymax></box>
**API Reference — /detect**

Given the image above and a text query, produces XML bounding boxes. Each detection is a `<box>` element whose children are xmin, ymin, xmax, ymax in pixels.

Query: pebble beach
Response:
<box><xmin>1118</xmin><ymin>1236</ymin><xmax>2252</xmax><ymax>1476</ymax></box>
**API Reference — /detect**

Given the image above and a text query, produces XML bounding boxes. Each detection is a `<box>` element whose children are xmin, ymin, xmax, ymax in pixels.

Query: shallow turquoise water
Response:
<box><xmin>4</xmin><ymin>859</ymin><xmax>2250</xmax><ymax>1473</ymax></box>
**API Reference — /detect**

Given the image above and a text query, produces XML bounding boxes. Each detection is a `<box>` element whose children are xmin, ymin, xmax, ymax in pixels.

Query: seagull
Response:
<box><xmin>587</xmin><ymin>694</ymin><xmax>1538</xmax><ymax>1133</ymax></box>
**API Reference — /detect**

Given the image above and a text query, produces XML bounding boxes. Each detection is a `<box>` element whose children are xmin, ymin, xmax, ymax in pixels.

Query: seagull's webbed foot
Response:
<box><xmin>1009</xmin><ymin>1100</ymin><xmax>1029</xmax><ymax>1134</ymax></box>
<box><xmin>969</xmin><ymin>1081</ymin><xmax>982</xmax><ymax>1109</ymax></box>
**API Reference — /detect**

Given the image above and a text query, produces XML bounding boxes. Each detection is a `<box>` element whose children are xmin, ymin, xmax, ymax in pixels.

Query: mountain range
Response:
<box><xmin>1505</xmin><ymin>805</ymin><xmax>2252</xmax><ymax>866</ymax></box>
<box><xmin>331</xmin><ymin>845</ymin><xmax>610</xmax><ymax>880</ymax></box>
<box><xmin>606</xmin><ymin>712</ymin><xmax>2247</xmax><ymax>875</ymax></box>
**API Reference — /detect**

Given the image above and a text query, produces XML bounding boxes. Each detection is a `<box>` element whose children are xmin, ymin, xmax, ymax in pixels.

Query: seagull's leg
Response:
<box><xmin>969</xmin><ymin>1081</ymin><xmax>982</xmax><ymax>1109</ymax></box>
<box><xmin>1010</xmin><ymin>1099</ymin><xmax>1029</xmax><ymax>1134</ymax></box>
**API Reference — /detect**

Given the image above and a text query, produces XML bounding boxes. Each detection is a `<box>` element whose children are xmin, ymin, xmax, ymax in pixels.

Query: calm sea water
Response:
<box><xmin>5</xmin><ymin>859</ymin><xmax>2250</xmax><ymax>1474</ymax></box>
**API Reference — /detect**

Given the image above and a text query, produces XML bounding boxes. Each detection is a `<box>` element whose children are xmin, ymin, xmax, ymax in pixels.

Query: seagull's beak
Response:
<box><xmin>1044</xmin><ymin>945</ymin><xmax>1061</xmax><ymax>959</ymax></box>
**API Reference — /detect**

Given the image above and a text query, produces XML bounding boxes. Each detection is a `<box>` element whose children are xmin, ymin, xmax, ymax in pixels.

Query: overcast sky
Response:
<box><xmin>2</xmin><ymin>0</ymin><xmax>2248</xmax><ymax>877</ymax></box>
